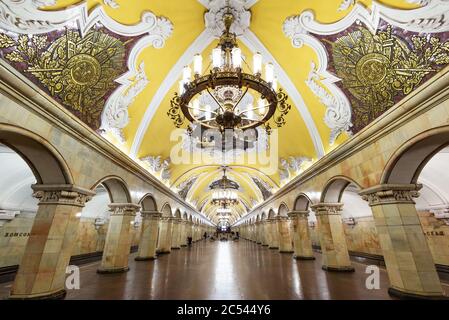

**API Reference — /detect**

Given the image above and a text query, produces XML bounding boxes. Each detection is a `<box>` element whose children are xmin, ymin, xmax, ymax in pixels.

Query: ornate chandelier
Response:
<box><xmin>167</xmin><ymin>8</ymin><xmax>291</xmax><ymax>135</ymax></box>
<box><xmin>210</xmin><ymin>168</ymin><xmax>239</xmax><ymax>206</ymax></box>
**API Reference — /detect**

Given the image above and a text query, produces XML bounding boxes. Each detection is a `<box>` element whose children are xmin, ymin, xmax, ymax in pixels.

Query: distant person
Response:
<box><xmin>187</xmin><ymin>236</ymin><xmax>193</xmax><ymax>247</ymax></box>
<box><xmin>203</xmin><ymin>232</ymin><xmax>207</xmax><ymax>240</ymax></box>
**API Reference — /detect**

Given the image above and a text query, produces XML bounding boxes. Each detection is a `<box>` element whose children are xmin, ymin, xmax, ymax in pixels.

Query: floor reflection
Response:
<box><xmin>0</xmin><ymin>240</ymin><xmax>398</xmax><ymax>300</ymax></box>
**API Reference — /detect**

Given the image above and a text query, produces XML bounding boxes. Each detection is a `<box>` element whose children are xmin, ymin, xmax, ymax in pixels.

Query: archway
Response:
<box><xmin>290</xmin><ymin>194</ymin><xmax>315</xmax><ymax>260</ymax></box>
<box><xmin>0</xmin><ymin>125</ymin><xmax>85</xmax><ymax>299</ymax></box>
<box><xmin>373</xmin><ymin>127</ymin><xmax>449</xmax><ymax>298</ymax></box>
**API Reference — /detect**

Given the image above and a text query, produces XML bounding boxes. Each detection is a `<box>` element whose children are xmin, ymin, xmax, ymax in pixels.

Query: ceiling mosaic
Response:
<box><xmin>0</xmin><ymin>0</ymin><xmax>448</xmax><ymax>224</ymax></box>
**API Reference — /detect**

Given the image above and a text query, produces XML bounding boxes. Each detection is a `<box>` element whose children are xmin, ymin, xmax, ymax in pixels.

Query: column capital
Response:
<box><xmin>359</xmin><ymin>184</ymin><xmax>422</xmax><ymax>206</ymax></box>
<box><xmin>108</xmin><ymin>203</ymin><xmax>140</xmax><ymax>216</ymax></box>
<box><xmin>310</xmin><ymin>203</ymin><xmax>343</xmax><ymax>216</ymax></box>
<box><xmin>287</xmin><ymin>210</ymin><xmax>309</xmax><ymax>218</ymax></box>
<box><xmin>140</xmin><ymin>210</ymin><xmax>162</xmax><ymax>219</ymax></box>
<box><xmin>32</xmin><ymin>184</ymin><xmax>95</xmax><ymax>207</ymax></box>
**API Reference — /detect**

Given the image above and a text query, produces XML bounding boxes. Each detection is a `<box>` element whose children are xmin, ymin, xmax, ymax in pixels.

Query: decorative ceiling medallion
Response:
<box><xmin>0</xmin><ymin>29</ymin><xmax>130</xmax><ymax>128</ymax></box>
<box><xmin>204</xmin><ymin>0</ymin><xmax>251</xmax><ymax>37</ymax></box>
<box><xmin>330</xmin><ymin>24</ymin><xmax>449</xmax><ymax>132</ymax></box>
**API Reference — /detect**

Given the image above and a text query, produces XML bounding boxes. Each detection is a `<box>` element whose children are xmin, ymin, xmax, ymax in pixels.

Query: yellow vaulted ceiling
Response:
<box><xmin>43</xmin><ymin>0</ymin><xmax>422</xmax><ymax>224</ymax></box>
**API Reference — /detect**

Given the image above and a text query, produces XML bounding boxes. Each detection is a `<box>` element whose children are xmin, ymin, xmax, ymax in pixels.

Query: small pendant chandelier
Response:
<box><xmin>167</xmin><ymin>6</ymin><xmax>291</xmax><ymax>135</ymax></box>
<box><xmin>210</xmin><ymin>167</ymin><xmax>239</xmax><ymax>206</ymax></box>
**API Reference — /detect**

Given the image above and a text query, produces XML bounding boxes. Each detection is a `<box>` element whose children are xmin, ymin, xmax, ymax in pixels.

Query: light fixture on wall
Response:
<box><xmin>343</xmin><ymin>217</ymin><xmax>357</xmax><ymax>227</ymax></box>
<box><xmin>167</xmin><ymin>5</ymin><xmax>291</xmax><ymax>135</ymax></box>
<box><xmin>0</xmin><ymin>210</ymin><xmax>19</xmax><ymax>227</ymax></box>
<box><xmin>94</xmin><ymin>217</ymin><xmax>106</xmax><ymax>230</ymax></box>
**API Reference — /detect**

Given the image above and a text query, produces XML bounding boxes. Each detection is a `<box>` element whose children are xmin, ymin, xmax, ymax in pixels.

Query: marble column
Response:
<box><xmin>311</xmin><ymin>203</ymin><xmax>353</xmax><ymax>272</ymax></box>
<box><xmin>180</xmin><ymin>221</ymin><xmax>188</xmax><ymax>247</ymax></box>
<box><xmin>288</xmin><ymin>210</ymin><xmax>315</xmax><ymax>260</ymax></box>
<box><xmin>10</xmin><ymin>184</ymin><xmax>93</xmax><ymax>300</ymax></box>
<box><xmin>360</xmin><ymin>184</ymin><xmax>445</xmax><ymax>299</ymax></box>
<box><xmin>262</xmin><ymin>221</ymin><xmax>270</xmax><ymax>246</ymax></box>
<box><xmin>256</xmin><ymin>222</ymin><xmax>262</xmax><ymax>244</ymax></box>
<box><xmin>268</xmin><ymin>219</ymin><xmax>279</xmax><ymax>249</ymax></box>
<box><xmin>135</xmin><ymin>211</ymin><xmax>161</xmax><ymax>261</ymax></box>
<box><xmin>97</xmin><ymin>203</ymin><xmax>140</xmax><ymax>273</ymax></box>
<box><xmin>277</xmin><ymin>216</ymin><xmax>293</xmax><ymax>253</ymax></box>
<box><xmin>171</xmin><ymin>218</ymin><xmax>181</xmax><ymax>250</ymax></box>
<box><xmin>157</xmin><ymin>217</ymin><xmax>173</xmax><ymax>254</ymax></box>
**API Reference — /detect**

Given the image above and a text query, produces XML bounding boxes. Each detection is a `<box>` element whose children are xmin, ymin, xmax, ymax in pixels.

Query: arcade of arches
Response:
<box><xmin>1</xmin><ymin>0</ymin><xmax>449</xmax><ymax>300</ymax></box>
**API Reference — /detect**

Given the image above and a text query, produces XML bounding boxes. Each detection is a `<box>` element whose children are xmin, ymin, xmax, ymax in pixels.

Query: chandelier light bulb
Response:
<box><xmin>212</xmin><ymin>48</ymin><xmax>222</xmax><ymax>69</ymax></box>
<box><xmin>179</xmin><ymin>80</ymin><xmax>186</xmax><ymax>95</ymax></box>
<box><xmin>193</xmin><ymin>54</ymin><xmax>202</xmax><ymax>76</ymax></box>
<box><xmin>246</xmin><ymin>103</ymin><xmax>254</xmax><ymax>120</ymax></box>
<box><xmin>265</xmin><ymin>63</ymin><xmax>274</xmax><ymax>83</ymax></box>
<box><xmin>257</xmin><ymin>98</ymin><xmax>266</xmax><ymax>116</ymax></box>
<box><xmin>205</xmin><ymin>104</ymin><xmax>212</xmax><ymax>120</ymax></box>
<box><xmin>253</xmin><ymin>52</ymin><xmax>262</xmax><ymax>75</ymax></box>
<box><xmin>232</xmin><ymin>47</ymin><xmax>242</xmax><ymax>69</ymax></box>
<box><xmin>192</xmin><ymin>99</ymin><xmax>200</xmax><ymax>117</ymax></box>
<box><xmin>183</xmin><ymin>65</ymin><xmax>192</xmax><ymax>82</ymax></box>
<box><xmin>272</xmin><ymin>76</ymin><xmax>278</xmax><ymax>91</ymax></box>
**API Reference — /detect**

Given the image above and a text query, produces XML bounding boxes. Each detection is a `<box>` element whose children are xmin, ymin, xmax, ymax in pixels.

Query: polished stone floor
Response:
<box><xmin>2</xmin><ymin>240</ymin><xmax>448</xmax><ymax>300</ymax></box>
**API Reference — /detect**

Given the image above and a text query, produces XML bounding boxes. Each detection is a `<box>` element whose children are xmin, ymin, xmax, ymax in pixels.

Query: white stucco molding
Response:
<box><xmin>283</xmin><ymin>1</ymin><xmax>449</xmax><ymax>145</ymax></box>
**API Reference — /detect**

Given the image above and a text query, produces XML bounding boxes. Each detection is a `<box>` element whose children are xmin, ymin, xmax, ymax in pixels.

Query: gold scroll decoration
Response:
<box><xmin>330</xmin><ymin>25</ymin><xmax>449</xmax><ymax>132</ymax></box>
<box><xmin>0</xmin><ymin>30</ymin><xmax>126</xmax><ymax>128</ymax></box>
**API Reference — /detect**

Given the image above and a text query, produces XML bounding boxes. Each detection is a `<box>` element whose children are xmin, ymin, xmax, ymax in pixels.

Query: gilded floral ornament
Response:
<box><xmin>0</xmin><ymin>30</ymin><xmax>126</xmax><ymax>128</ymax></box>
<box><xmin>330</xmin><ymin>25</ymin><xmax>449</xmax><ymax>131</ymax></box>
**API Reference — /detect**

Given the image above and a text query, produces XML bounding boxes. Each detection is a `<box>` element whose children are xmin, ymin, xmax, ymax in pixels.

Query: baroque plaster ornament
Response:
<box><xmin>161</xmin><ymin>158</ymin><xmax>171</xmax><ymax>181</ymax></box>
<box><xmin>279</xmin><ymin>158</ymin><xmax>290</xmax><ymax>183</ymax></box>
<box><xmin>102</xmin><ymin>62</ymin><xmax>149</xmax><ymax>142</ymax></box>
<box><xmin>338</xmin><ymin>0</ymin><xmax>356</xmax><ymax>11</ymax></box>
<box><xmin>305</xmin><ymin>62</ymin><xmax>352</xmax><ymax>144</ymax></box>
<box><xmin>140</xmin><ymin>155</ymin><xmax>163</xmax><ymax>173</ymax></box>
<box><xmin>288</xmin><ymin>156</ymin><xmax>312</xmax><ymax>173</ymax></box>
<box><xmin>204</xmin><ymin>0</ymin><xmax>251</xmax><ymax>37</ymax></box>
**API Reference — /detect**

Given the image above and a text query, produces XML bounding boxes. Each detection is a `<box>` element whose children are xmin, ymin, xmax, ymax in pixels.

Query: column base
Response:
<box><xmin>279</xmin><ymin>250</ymin><xmax>294</xmax><ymax>254</ymax></box>
<box><xmin>256</xmin><ymin>242</ymin><xmax>262</xmax><ymax>244</ymax></box>
<box><xmin>293</xmin><ymin>255</ymin><xmax>315</xmax><ymax>260</ymax></box>
<box><xmin>156</xmin><ymin>250</ymin><xmax>171</xmax><ymax>254</ymax></box>
<box><xmin>135</xmin><ymin>256</ymin><xmax>157</xmax><ymax>261</ymax></box>
<box><xmin>322</xmin><ymin>265</ymin><xmax>354</xmax><ymax>272</ymax></box>
<box><xmin>262</xmin><ymin>244</ymin><xmax>268</xmax><ymax>247</ymax></box>
<box><xmin>269</xmin><ymin>246</ymin><xmax>279</xmax><ymax>250</ymax></box>
<box><xmin>97</xmin><ymin>266</ymin><xmax>130</xmax><ymax>274</ymax></box>
<box><xmin>388</xmin><ymin>287</ymin><xmax>448</xmax><ymax>300</ymax></box>
<box><xmin>9</xmin><ymin>289</ymin><xmax>66</xmax><ymax>300</ymax></box>
<box><xmin>181</xmin><ymin>244</ymin><xmax>187</xmax><ymax>247</ymax></box>
<box><xmin>171</xmin><ymin>247</ymin><xmax>181</xmax><ymax>250</ymax></box>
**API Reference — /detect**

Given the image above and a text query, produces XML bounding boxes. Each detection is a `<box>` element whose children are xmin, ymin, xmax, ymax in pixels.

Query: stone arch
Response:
<box><xmin>278</xmin><ymin>202</ymin><xmax>289</xmax><ymax>216</ymax></box>
<box><xmin>321</xmin><ymin>176</ymin><xmax>362</xmax><ymax>203</ymax></box>
<box><xmin>174</xmin><ymin>209</ymin><xmax>182</xmax><ymax>218</ymax></box>
<box><xmin>293</xmin><ymin>193</ymin><xmax>312</xmax><ymax>211</ymax></box>
<box><xmin>261</xmin><ymin>211</ymin><xmax>267</xmax><ymax>220</ymax></box>
<box><xmin>188</xmin><ymin>214</ymin><xmax>193</xmax><ymax>222</ymax></box>
<box><xmin>0</xmin><ymin>123</ymin><xmax>73</xmax><ymax>184</ymax></box>
<box><xmin>139</xmin><ymin>193</ymin><xmax>158</xmax><ymax>211</ymax></box>
<box><xmin>161</xmin><ymin>203</ymin><xmax>172</xmax><ymax>217</ymax></box>
<box><xmin>182</xmin><ymin>211</ymin><xmax>188</xmax><ymax>220</ymax></box>
<box><xmin>268</xmin><ymin>208</ymin><xmax>276</xmax><ymax>218</ymax></box>
<box><xmin>382</xmin><ymin>126</ymin><xmax>449</xmax><ymax>184</ymax></box>
<box><xmin>91</xmin><ymin>176</ymin><xmax>131</xmax><ymax>203</ymax></box>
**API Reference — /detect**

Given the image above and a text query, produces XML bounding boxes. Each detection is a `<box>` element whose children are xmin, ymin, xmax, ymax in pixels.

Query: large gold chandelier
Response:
<box><xmin>167</xmin><ymin>9</ymin><xmax>291</xmax><ymax>135</ymax></box>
